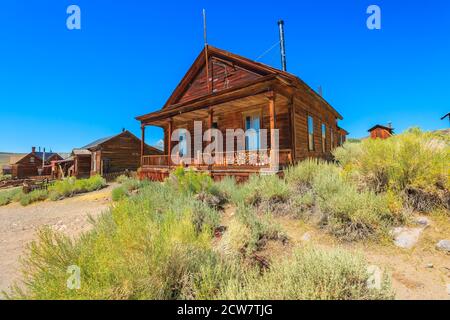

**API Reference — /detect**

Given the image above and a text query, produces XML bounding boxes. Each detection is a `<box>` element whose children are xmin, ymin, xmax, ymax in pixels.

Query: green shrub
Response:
<box><xmin>0</xmin><ymin>188</ymin><xmax>22</xmax><ymax>206</ymax></box>
<box><xmin>48</xmin><ymin>175</ymin><xmax>106</xmax><ymax>200</ymax></box>
<box><xmin>115</xmin><ymin>174</ymin><xmax>130</xmax><ymax>184</ymax></box>
<box><xmin>333</xmin><ymin>128</ymin><xmax>450</xmax><ymax>211</ymax></box>
<box><xmin>214</xmin><ymin>176</ymin><xmax>241</xmax><ymax>203</ymax></box>
<box><xmin>287</xmin><ymin>160</ymin><xmax>395</xmax><ymax>240</ymax></box>
<box><xmin>19</xmin><ymin>189</ymin><xmax>49</xmax><ymax>206</ymax></box>
<box><xmin>112</xmin><ymin>186</ymin><xmax>128</xmax><ymax>201</ymax></box>
<box><xmin>218</xmin><ymin>174</ymin><xmax>289</xmax><ymax>207</ymax></box>
<box><xmin>0</xmin><ymin>174</ymin><xmax>12</xmax><ymax>182</ymax></box>
<box><xmin>226</xmin><ymin>204</ymin><xmax>287</xmax><ymax>255</ymax></box>
<box><xmin>8</xmin><ymin>182</ymin><xmax>225</xmax><ymax>299</ymax></box>
<box><xmin>218</xmin><ymin>246</ymin><xmax>393</xmax><ymax>300</ymax></box>
<box><xmin>7</xmin><ymin>181</ymin><xmax>394</xmax><ymax>300</ymax></box>
<box><xmin>169</xmin><ymin>167</ymin><xmax>214</xmax><ymax>195</ymax></box>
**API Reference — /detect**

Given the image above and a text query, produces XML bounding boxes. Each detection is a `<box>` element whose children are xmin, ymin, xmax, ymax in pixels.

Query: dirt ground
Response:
<box><xmin>0</xmin><ymin>184</ymin><xmax>115</xmax><ymax>295</ymax></box>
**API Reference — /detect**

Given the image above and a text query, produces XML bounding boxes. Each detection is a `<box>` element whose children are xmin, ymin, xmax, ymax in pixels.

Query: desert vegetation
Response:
<box><xmin>0</xmin><ymin>175</ymin><xmax>106</xmax><ymax>207</ymax></box>
<box><xmin>0</xmin><ymin>174</ymin><xmax>12</xmax><ymax>182</ymax></box>
<box><xmin>5</xmin><ymin>129</ymin><xmax>448</xmax><ymax>300</ymax></box>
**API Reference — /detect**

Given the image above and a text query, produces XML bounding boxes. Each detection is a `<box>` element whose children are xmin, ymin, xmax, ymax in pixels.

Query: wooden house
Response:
<box><xmin>11</xmin><ymin>147</ymin><xmax>63</xmax><ymax>179</ymax></box>
<box><xmin>52</xmin><ymin>130</ymin><xmax>162</xmax><ymax>179</ymax></box>
<box><xmin>368</xmin><ymin>124</ymin><xmax>394</xmax><ymax>140</ymax></box>
<box><xmin>337</xmin><ymin>127</ymin><xmax>349</xmax><ymax>146</ymax></box>
<box><xmin>136</xmin><ymin>46</ymin><xmax>347</xmax><ymax>181</ymax></box>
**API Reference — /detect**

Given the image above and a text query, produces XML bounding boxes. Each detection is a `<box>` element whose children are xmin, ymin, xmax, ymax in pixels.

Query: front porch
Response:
<box><xmin>139</xmin><ymin>148</ymin><xmax>293</xmax><ymax>181</ymax></box>
<box><xmin>137</xmin><ymin>77</ymin><xmax>297</xmax><ymax>181</ymax></box>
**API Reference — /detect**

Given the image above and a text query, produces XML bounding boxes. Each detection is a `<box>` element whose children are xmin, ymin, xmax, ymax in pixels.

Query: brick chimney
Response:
<box><xmin>32</xmin><ymin>146</ymin><xmax>36</xmax><ymax>154</ymax></box>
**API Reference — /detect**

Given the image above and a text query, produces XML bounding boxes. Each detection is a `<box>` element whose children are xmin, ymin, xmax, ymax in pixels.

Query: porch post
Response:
<box><xmin>268</xmin><ymin>91</ymin><xmax>278</xmax><ymax>172</ymax></box>
<box><xmin>288</xmin><ymin>96</ymin><xmax>296</xmax><ymax>162</ymax></box>
<box><xmin>141</xmin><ymin>125</ymin><xmax>145</xmax><ymax>166</ymax></box>
<box><xmin>207</xmin><ymin>108</ymin><xmax>214</xmax><ymax>168</ymax></box>
<box><xmin>168</xmin><ymin>118</ymin><xmax>173</xmax><ymax>167</ymax></box>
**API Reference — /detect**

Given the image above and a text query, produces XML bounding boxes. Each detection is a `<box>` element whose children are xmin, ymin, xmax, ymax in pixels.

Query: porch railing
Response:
<box><xmin>142</xmin><ymin>149</ymin><xmax>292</xmax><ymax>168</ymax></box>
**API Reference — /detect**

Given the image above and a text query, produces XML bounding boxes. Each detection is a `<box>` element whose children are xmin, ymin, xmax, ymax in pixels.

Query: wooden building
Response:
<box><xmin>368</xmin><ymin>124</ymin><xmax>394</xmax><ymax>140</ymax></box>
<box><xmin>11</xmin><ymin>147</ymin><xmax>63</xmax><ymax>179</ymax></box>
<box><xmin>136</xmin><ymin>46</ymin><xmax>347</xmax><ymax>181</ymax></box>
<box><xmin>53</xmin><ymin>130</ymin><xmax>162</xmax><ymax>179</ymax></box>
<box><xmin>337</xmin><ymin>127</ymin><xmax>349</xmax><ymax>146</ymax></box>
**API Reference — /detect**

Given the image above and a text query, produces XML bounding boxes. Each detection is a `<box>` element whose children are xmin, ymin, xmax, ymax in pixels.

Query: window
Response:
<box><xmin>321</xmin><ymin>123</ymin><xmax>326</xmax><ymax>153</ymax></box>
<box><xmin>92</xmin><ymin>152</ymin><xmax>97</xmax><ymax>172</ymax></box>
<box><xmin>330</xmin><ymin>127</ymin><xmax>334</xmax><ymax>149</ymax></box>
<box><xmin>307</xmin><ymin>116</ymin><xmax>314</xmax><ymax>151</ymax></box>
<box><xmin>29</xmin><ymin>157</ymin><xmax>35</xmax><ymax>163</ymax></box>
<box><xmin>244</xmin><ymin>113</ymin><xmax>261</xmax><ymax>151</ymax></box>
<box><xmin>178</xmin><ymin>129</ymin><xmax>188</xmax><ymax>157</ymax></box>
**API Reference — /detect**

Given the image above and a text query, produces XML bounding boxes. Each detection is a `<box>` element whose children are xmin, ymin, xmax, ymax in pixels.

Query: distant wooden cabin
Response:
<box><xmin>368</xmin><ymin>124</ymin><xmax>394</xmax><ymax>140</ymax></box>
<box><xmin>136</xmin><ymin>46</ymin><xmax>347</xmax><ymax>181</ymax></box>
<box><xmin>53</xmin><ymin>130</ymin><xmax>162</xmax><ymax>179</ymax></box>
<box><xmin>337</xmin><ymin>127</ymin><xmax>349</xmax><ymax>146</ymax></box>
<box><xmin>11</xmin><ymin>147</ymin><xmax>63</xmax><ymax>179</ymax></box>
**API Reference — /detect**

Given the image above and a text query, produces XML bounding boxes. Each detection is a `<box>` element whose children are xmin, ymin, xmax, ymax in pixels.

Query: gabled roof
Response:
<box><xmin>441</xmin><ymin>112</ymin><xmax>450</xmax><ymax>120</ymax></box>
<box><xmin>368</xmin><ymin>125</ymin><xmax>394</xmax><ymax>133</ymax></box>
<box><xmin>137</xmin><ymin>46</ymin><xmax>343</xmax><ymax>122</ymax></box>
<box><xmin>80</xmin><ymin>130</ymin><xmax>163</xmax><ymax>154</ymax></box>
<box><xmin>10</xmin><ymin>152</ymin><xmax>61</xmax><ymax>164</ymax></box>
<box><xmin>82</xmin><ymin>136</ymin><xmax>115</xmax><ymax>150</ymax></box>
<box><xmin>337</xmin><ymin>126</ymin><xmax>349</xmax><ymax>135</ymax></box>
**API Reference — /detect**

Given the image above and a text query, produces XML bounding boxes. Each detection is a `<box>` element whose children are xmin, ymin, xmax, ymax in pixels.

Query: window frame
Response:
<box><xmin>307</xmin><ymin>115</ymin><xmax>315</xmax><ymax>152</ymax></box>
<box><xmin>321</xmin><ymin>123</ymin><xmax>327</xmax><ymax>153</ymax></box>
<box><xmin>242</xmin><ymin>109</ymin><xmax>263</xmax><ymax>151</ymax></box>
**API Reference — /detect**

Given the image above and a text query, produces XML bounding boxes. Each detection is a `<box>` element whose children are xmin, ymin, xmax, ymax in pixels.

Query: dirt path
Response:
<box><xmin>0</xmin><ymin>184</ymin><xmax>115</xmax><ymax>295</ymax></box>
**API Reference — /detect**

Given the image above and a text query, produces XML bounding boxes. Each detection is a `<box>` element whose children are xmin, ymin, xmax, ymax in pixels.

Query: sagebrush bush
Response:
<box><xmin>48</xmin><ymin>175</ymin><xmax>106</xmax><ymax>200</ymax></box>
<box><xmin>0</xmin><ymin>188</ymin><xmax>22</xmax><ymax>206</ymax></box>
<box><xmin>218</xmin><ymin>246</ymin><xmax>394</xmax><ymax>300</ymax></box>
<box><xmin>19</xmin><ymin>189</ymin><xmax>49</xmax><ymax>206</ymax></box>
<box><xmin>286</xmin><ymin>159</ymin><xmax>395</xmax><ymax>240</ymax></box>
<box><xmin>111</xmin><ymin>186</ymin><xmax>128</xmax><ymax>201</ymax></box>
<box><xmin>0</xmin><ymin>174</ymin><xmax>12</xmax><ymax>182</ymax></box>
<box><xmin>168</xmin><ymin>166</ymin><xmax>215</xmax><ymax>195</ymax></box>
<box><xmin>8</xmin><ymin>179</ymin><xmax>393</xmax><ymax>300</ymax></box>
<box><xmin>8</xmin><ymin>182</ymin><xmax>227</xmax><ymax>299</ymax></box>
<box><xmin>333</xmin><ymin>128</ymin><xmax>450</xmax><ymax>212</ymax></box>
<box><xmin>229</xmin><ymin>204</ymin><xmax>287</xmax><ymax>255</ymax></box>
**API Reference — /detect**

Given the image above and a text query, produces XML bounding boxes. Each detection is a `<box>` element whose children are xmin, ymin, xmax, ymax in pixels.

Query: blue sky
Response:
<box><xmin>0</xmin><ymin>0</ymin><xmax>449</xmax><ymax>152</ymax></box>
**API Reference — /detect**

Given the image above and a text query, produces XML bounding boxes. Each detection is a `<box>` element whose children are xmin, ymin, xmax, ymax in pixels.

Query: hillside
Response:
<box><xmin>0</xmin><ymin>152</ymin><xmax>70</xmax><ymax>167</ymax></box>
<box><xmin>0</xmin><ymin>153</ymin><xmax>25</xmax><ymax>167</ymax></box>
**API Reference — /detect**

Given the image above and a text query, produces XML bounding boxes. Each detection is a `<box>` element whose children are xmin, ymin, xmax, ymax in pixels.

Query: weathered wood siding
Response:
<box><xmin>90</xmin><ymin>131</ymin><xmax>160</xmax><ymax>176</ymax></box>
<box><xmin>177</xmin><ymin>59</ymin><xmax>261</xmax><ymax>104</ymax></box>
<box><xmin>292</xmin><ymin>91</ymin><xmax>339</xmax><ymax>161</ymax></box>
<box><xmin>370</xmin><ymin>128</ymin><xmax>392</xmax><ymax>139</ymax></box>
<box><xmin>11</xmin><ymin>153</ymin><xmax>43</xmax><ymax>178</ymax></box>
<box><xmin>164</xmin><ymin>99</ymin><xmax>291</xmax><ymax>156</ymax></box>
<box><xmin>74</xmin><ymin>155</ymin><xmax>91</xmax><ymax>178</ymax></box>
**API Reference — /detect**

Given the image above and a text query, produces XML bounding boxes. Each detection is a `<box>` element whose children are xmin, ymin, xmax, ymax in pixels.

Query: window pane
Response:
<box><xmin>308</xmin><ymin>116</ymin><xmax>314</xmax><ymax>151</ymax></box>
<box><xmin>245</xmin><ymin>114</ymin><xmax>260</xmax><ymax>151</ymax></box>
<box><xmin>322</xmin><ymin>124</ymin><xmax>326</xmax><ymax>153</ymax></box>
